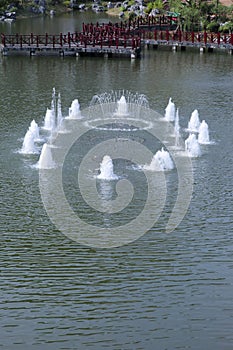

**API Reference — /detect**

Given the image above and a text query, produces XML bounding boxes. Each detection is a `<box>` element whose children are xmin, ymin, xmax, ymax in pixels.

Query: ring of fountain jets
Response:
<box><xmin>20</xmin><ymin>89</ymin><xmax>212</xmax><ymax>177</ymax></box>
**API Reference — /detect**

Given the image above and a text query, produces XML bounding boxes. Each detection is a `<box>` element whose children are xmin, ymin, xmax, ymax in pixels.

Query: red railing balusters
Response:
<box><xmin>2</xmin><ymin>27</ymin><xmax>233</xmax><ymax>54</ymax></box>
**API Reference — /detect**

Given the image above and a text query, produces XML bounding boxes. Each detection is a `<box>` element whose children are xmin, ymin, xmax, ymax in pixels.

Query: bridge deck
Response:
<box><xmin>1</xmin><ymin>26</ymin><xmax>233</xmax><ymax>57</ymax></box>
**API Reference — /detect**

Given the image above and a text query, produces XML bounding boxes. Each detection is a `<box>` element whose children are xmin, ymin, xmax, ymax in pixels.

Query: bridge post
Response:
<box><xmin>211</xmin><ymin>33</ymin><xmax>213</xmax><ymax>43</ymax></box>
<box><xmin>204</xmin><ymin>31</ymin><xmax>207</xmax><ymax>45</ymax></box>
<box><xmin>1</xmin><ymin>34</ymin><xmax>5</xmax><ymax>47</ymax></box>
<box><xmin>45</xmin><ymin>33</ymin><xmax>48</xmax><ymax>46</ymax></box>
<box><xmin>68</xmin><ymin>32</ymin><xmax>71</xmax><ymax>48</ymax></box>
<box><xmin>132</xmin><ymin>38</ymin><xmax>135</xmax><ymax>49</ymax></box>
<box><xmin>108</xmin><ymin>34</ymin><xmax>112</xmax><ymax>48</ymax></box>
<box><xmin>178</xmin><ymin>30</ymin><xmax>181</xmax><ymax>42</ymax></box>
<box><xmin>231</xmin><ymin>33</ymin><xmax>233</xmax><ymax>46</ymax></box>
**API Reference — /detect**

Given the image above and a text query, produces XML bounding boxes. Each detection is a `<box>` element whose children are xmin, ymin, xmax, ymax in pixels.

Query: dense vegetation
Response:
<box><xmin>1</xmin><ymin>0</ymin><xmax>233</xmax><ymax>33</ymax></box>
<box><xmin>163</xmin><ymin>0</ymin><xmax>233</xmax><ymax>32</ymax></box>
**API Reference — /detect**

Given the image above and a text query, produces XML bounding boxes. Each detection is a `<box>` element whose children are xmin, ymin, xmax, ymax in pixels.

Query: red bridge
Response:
<box><xmin>1</xmin><ymin>19</ymin><xmax>233</xmax><ymax>57</ymax></box>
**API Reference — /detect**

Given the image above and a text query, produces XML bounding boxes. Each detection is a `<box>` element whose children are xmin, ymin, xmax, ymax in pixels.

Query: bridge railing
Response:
<box><xmin>129</xmin><ymin>14</ymin><xmax>175</xmax><ymax>29</ymax></box>
<box><xmin>1</xmin><ymin>30</ymin><xmax>233</xmax><ymax>50</ymax></box>
<box><xmin>1</xmin><ymin>32</ymin><xmax>141</xmax><ymax>50</ymax></box>
<box><xmin>141</xmin><ymin>30</ymin><xmax>233</xmax><ymax>46</ymax></box>
<box><xmin>1</xmin><ymin>33</ymin><xmax>79</xmax><ymax>48</ymax></box>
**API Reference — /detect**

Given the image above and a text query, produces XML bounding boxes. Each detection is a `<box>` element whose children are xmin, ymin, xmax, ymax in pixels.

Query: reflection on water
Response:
<box><xmin>1</xmin><ymin>13</ymin><xmax>233</xmax><ymax>349</ymax></box>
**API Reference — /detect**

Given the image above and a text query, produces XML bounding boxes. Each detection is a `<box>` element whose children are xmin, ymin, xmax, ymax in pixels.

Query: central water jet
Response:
<box><xmin>66</xmin><ymin>99</ymin><xmax>82</xmax><ymax>119</ymax></box>
<box><xmin>97</xmin><ymin>155</ymin><xmax>118</xmax><ymax>180</ymax></box>
<box><xmin>114</xmin><ymin>96</ymin><xmax>129</xmax><ymax>116</ymax></box>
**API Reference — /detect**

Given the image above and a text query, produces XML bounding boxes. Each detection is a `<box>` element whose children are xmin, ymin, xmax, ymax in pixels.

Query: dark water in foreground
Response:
<box><xmin>1</xmin><ymin>12</ymin><xmax>233</xmax><ymax>350</ymax></box>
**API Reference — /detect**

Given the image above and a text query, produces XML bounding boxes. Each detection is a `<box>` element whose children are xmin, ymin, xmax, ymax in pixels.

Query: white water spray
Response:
<box><xmin>38</xmin><ymin>143</ymin><xmax>56</xmax><ymax>169</ymax></box>
<box><xmin>174</xmin><ymin>108</ymin><xmax>180</xmax><ymax>147</ymax></box>
<box><xmin>185</xmin><ymin>134</ymin><xmax>202</xmax><ymax>158</ymax></box>
<box><xmin>144</xmin><ymin>148</ymin><xmax>174</xmax><ymax>171</ymax></box>
<box><xmin>188</xmin><ymin>109</ymin><xmax>200</xmax><ymax>132</ymax></box>
<box><xmin>67</xmin><ymin>99</ymin><xmax>82</xmax><ymax>119</ymax></box>
<box><xmin>21</xmin><ymin>130</ymin><xmax>38</xmax><ymax>154</ymax></box>
<box><xmin>97</xmin><ymin>155</ymin><xmax>118</xmax><ymax>180</ymax></box>
<box><xmin>164</xmin><ymin>97</ymin><xmax>175</xmax><ymax>122</ymax></box>
<box><xmin>114</xmin><ymin>95</ymin><xmax>129</xmax><ymax>117</ymax></box>
<box><xmin>198</xmin><ymin>120</ymin><xmax>210</xmax><ymax>144</ymax></box>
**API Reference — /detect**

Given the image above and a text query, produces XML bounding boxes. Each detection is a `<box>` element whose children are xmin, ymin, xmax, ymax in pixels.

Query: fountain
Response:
<box><xmin>97</xmin><ymin>155</ymin><xmax>118</xmax><ymax>180</ymax></box>
<box><xmin>21</xmin><ymin>119</ymin><xmax>41</xmax><ymax>154</ymax></box>
<box><xmin>89</xmin><ymin>91</ymin><xmax>149</xmax><ymax>119</ymax></box>
<box><xmin>57</xmin><ymin>93</ymin><xmax>63</xmax><ymax>127</ymax></box>
<box><xmin>67</xmin><ymin>99</ymin><xmax>82</xmax><ymax>119</ymax></box>
<box><xmin>114</xmin><ymin>95</ymin><xmax>129</xmax><ymax>116</ymax></box>
<box><xmin>21</xmin><ymin>129</ymin><xmax>38</xmax><ymax>154</ymax></box>
<box><xmin>38</xmin><ymin>143</ymin><xmax>56</xmax><ymax>169</ymax></box>
<box><xmin>164</xmin><ymin>97</ymin><xmax>175</xmax><ymax>122</ymax></box>
<box><xmin>174</xmin><ymin>108</ymin><xmax>180</xmax><ymax>147</ymax></box>
<box><xmin>188</xmin><ymin>109</ymin><xmax>200</xmax><ymax>132</ymax></box>
<box><xmin>198</xmin><ymin>120</ymin><xmax>210</xmax><ymax>144</ymax></box>
<box><xmin>43</xmin><ymin>107</ymin><xmax>56</xmax><ymax>131</ymax></box>
<box><xmin>185</xmin><ymin>133</ymin><xmax>202</xmax><ymax>158</ymax></box>
<box><xmin>43</xmin><ymin>88</ymin><xmax>58</xmax><ymax>131</ymax></box>
<box><xmin>144</xmin><ymin>148</ymin><xmax>174</xmax><ymax>171</ymax></box>
<box><xmin>29</xmin><ymin>120</ymin><xmax>40</xmax><ymax>141</ymax></box>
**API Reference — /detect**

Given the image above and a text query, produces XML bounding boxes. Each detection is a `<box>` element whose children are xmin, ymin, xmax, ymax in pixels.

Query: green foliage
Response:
<box><xmin>167</xmin><ymin>0</ymin><xmax>232</xmax><ymax>32</ymax></box>
<box><xmin>207</xmin><ymin>21</ymin><xmax>220</xmax><ymax>33</ymax></box>
<box><xmin>0</xmin><ymin>0</ymin><xmax>8</xmax><ymax>11</ymax></box>
<box><xmin>63</xmin><ymin>0</ymin><xmax>70</xmax><ymax>7</ymax></box>
<box><xmin>146</xmin><ymin>2</ymin><xmax>154</xmax><ymax>13</ymax></box>
<box><xmin>128</xmin><ymin>11</ymin><xmax>137</xmax><ymax>20</ymax></box>
<box><xmin>219</xmin><ymin>21</ymin><xmax>233</xmax><ymax>33</ymax></box>
<box><xmin>153</xmin><ymin>0</ymin><xmax>163</xmax><ymax>10</ymax></box>
<box><xmin>145</xmin><ymin>0</ymin><xmax>165</xmax><ymax>14</ymax></box>
<box><xmin>199</xmin><ymin>1</ymin><xmax>214</xmax><ymax>17</ymax></box>
<box><xmin>168</xmin><ymin>0</ymin><xmax>183</xmax><ymax>13</ymax></box>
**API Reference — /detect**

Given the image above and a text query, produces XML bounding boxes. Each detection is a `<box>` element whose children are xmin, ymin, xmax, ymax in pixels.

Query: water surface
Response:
<box><xmin>1</xmin><ymin>13</ymin><xmax>233</xmax><ymax>350</ymax></box>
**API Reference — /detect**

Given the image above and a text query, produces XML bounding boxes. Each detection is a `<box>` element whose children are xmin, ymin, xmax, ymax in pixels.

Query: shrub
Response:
<box><xmin>207</xmin><ymin>21</ymin><xmax>220</xmax><ymax>33</ymax></box>
<box><xmin>220</xmin><ymin>21</ymin><xmax>233</xmax><ymax>33</ymax></box>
